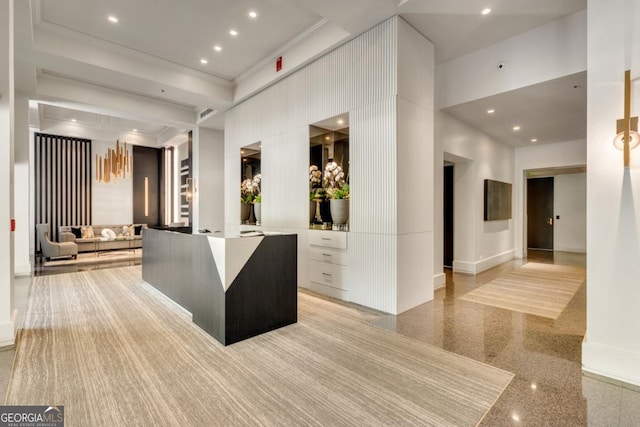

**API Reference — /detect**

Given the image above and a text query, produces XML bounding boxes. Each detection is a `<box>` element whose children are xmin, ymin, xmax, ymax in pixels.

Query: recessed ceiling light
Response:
<box><xmin>487</xmin><ymin>109</ymin><xmax>495</xmax><ymax>114</ymax></box>
<box><xmin>133</xmin><ymin>129</ymin><xmax>138</xmax><ymax>132</ymax></box>
<box><xmin>337</xmin><ymin>119</ymin><xmax>344</xmax><ymax>125</ymax></box>
<box><xmin>531</xmin><ymin>383</ymin><xmax>537</xmax><ymax>390</ymax></box>
<box><xmin>249</xmin><ymin>10</ymin><xmax>257</xmax><ymax>19</ymax></box>
<box><xmin>531</xmin><ymin>138</ymin><xmax>537</xmax><ymax>142</ymax></box>
<box><xmin>200</xmin><ymin>58</ymin><xmax>208</xmax><ymax>64</ymax></box>
<box><xmin>108</xmin><ymin>15</ymin><xmax>119</xmax><ymax>23</ymax></box>
<box><xmin>214</xmin><ymin>45</ymin><xmax>222</xmax><ymax>52</ymax></box>
<box><xmin>325</xmin><ymin>136</ymin><xmax>330</xmax><ymax>140</ymax></box>
<box><xmin>71</xmin><ymin>118</ymin><xmax>77</xmax><ymax>122</ymax></box>
<box><xmin>229</xmin><ymin>29</ymin><xmax>238</xmax><ymax>36</ymax></box>
<box><xmin>513</xmin><ymin>126</ymin><xmax>521</xmax><ymax>131</ymax></box>
<box><xmin>481</xmin><ymin>8</ymin><xmax>492</xmax><ymax>15</ymax></box>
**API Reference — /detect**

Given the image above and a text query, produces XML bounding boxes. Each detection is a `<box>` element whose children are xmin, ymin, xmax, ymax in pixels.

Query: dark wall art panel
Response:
<box><xmin>484</xmin><ymin>179</ymin><xmax>512</xmax><ymax>221</ymax></box>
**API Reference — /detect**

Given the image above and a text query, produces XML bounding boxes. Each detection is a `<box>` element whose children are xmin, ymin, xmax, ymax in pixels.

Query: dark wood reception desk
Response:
<box><xmin>142</xmin><ymin>228</ymin><xmax>297</xmax><ymax>345</ymax></box>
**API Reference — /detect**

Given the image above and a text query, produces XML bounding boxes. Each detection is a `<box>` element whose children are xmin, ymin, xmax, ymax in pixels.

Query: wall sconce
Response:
<box><xmin>186</xmin><ymin>178</ymin><xmax>196</xmax><ymax>202</ymax></box>
<box><xmin>614</xmin><ymin>70</ymin><xmax>640</xmax><ymax>167</ymax></box>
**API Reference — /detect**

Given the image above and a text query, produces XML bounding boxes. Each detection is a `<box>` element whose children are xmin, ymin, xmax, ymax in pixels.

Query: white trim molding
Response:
<box><xmin>433</xmin><ymin>273</ymin><xmax>446</xmax><ymax>289</ymax></box>
<box><xmin>583</xmin><ymin>340</ymin><xmax>640</xmax><ymax>387</ymax></box>
<box><xmin>0</xmin><ymin>320</ymin><xmax>15</xmax><ymax>348</ymax></box>
<box><xmin>453</xmin><ymin>249</ymin><xmax>515</xmax><ymax>275</ymax></box>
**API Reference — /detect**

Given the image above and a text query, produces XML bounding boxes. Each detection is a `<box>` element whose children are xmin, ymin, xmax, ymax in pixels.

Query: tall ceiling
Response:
<box><xmin>14</xmin><ymin>0</ymin><xmax>588</xmax><ymax>146</ymax></box>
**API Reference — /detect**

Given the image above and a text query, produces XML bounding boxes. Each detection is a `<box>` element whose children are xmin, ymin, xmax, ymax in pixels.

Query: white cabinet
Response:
<box><xmin>308</xmin><ymin>230</ymin><xmax>348</xmax><ymax>300</ymax></box>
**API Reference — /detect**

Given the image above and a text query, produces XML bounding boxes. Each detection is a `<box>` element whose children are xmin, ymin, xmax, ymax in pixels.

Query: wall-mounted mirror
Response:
<box><xmin>309</xmin><ymin>113</ymin><xmax>349</xmax><ymax>231</ymax></box>
<box><xmin>241</xmin><ymin>142</ymin><xmax>261</xmax><ymax>224</ymax></box>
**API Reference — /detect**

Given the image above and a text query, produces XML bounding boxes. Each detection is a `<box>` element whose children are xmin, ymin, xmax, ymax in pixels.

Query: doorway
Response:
<box><xmin>527</xmin><ymin>177</ymin><xmax>554</xmax><ymax>250</ymax></box>
<box><xmin>443</xmin><ymin>164</ymin><xmax>454</xmax><ymax>268</ymax></box>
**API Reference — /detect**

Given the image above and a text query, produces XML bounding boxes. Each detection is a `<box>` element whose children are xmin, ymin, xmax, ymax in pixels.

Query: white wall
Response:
<box><xmin>192</xmin><ymin>127</ymin><xmax>224</xmax><ymax>233</ymax></box>
<box><xmin>225</xmin><ymin>17</ymin><xmax>435</xmax><ymax>314</ymax></box>
<box><xmin>14</xmin><ymin>94</ymin><xmax>30</xmax><ymax>276</ymax></box>
<box><xmin>436</xmin><ymin>111</ymin><xmax>515</xmax><ymax>275</ymax></box>
<box><xmin>582</xmin><ymin>0</ymin><xmax>640</xmax><ymax>386</ymax></box>
<box><xmin>91</xmin><ymin>139</ymin><xmax>133</xmax><ymax>225</ymax></box>
<box><xmin>514</xmin><ymin>139</ymin><xmax>586</xmax><ymax>257</ymax></box>
<box><xmin>554</xmin><ymin>173</ymin><xmax>586</xmax><ymax>253</ymax></box>
<box><xmin>436</xmin><ymin>10</ymin><xmax>586</xmax><ymax>109</ymax></box>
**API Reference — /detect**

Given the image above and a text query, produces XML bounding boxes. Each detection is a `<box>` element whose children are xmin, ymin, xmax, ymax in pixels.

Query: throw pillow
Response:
<box><xmin>122</xmin><ymin>225</ymin><xmax>133</xmax><ymax>237</ymax></box>
<box><xmin>101</xmin><ymin>228</ymin><xmax>116</xmax><ymax>240</ymax></box>
<box><xmin>81</xmin><ymin>226</ymin><xmax>94</xmax><ymax>239</ymax></box>
<box><xmin>134</xmin><ymin>225</ymin><xmax>143</xmax><ymax>236</ymax></box>
<box><xmin>71</xmin><ymin>227</ymin><xmax>82</xmax><ymax>239</ymax></box>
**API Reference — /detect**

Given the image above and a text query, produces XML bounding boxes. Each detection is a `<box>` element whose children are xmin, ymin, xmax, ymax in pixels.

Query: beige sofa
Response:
<box><xmin>59</xmin><ymin>224</ymin><xmax>147</xmax><ymax>253</ymax></box>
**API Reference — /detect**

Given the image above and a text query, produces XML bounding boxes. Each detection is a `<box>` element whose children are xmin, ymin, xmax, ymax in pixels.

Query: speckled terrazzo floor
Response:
<box><xmin>374</xmin><ymin>251</ymin><xmax>640</xmax><ymax>426</ymax></box>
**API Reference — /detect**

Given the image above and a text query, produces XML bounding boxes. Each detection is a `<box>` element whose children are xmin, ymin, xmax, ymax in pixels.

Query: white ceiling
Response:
<box><xmin>399</xmin><ymin>0</ymin><xmax>586</xmax><ymax>64</ymax></box>
<box><xmin>40</xmin><ymin>104</ymin><xmax>169</xmax><ymax>136</ymax></box>
<box><xmin>443</xmin><ymin>72</ymin><xmax>587</xmax><ymax>147</ymax></box>
<box><xmin>38</xmin><ymin>0</ymin><xmax>321</xmax><ymax>81</ymax></box>
<box><xmin>18</xmin><ymin>0</ymin><xmax>588</xmax><ymax>147</ymax></box>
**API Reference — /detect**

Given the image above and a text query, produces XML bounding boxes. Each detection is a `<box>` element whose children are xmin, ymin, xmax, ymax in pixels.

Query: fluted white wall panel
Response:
<box><xmin>349</xmin><ymin>232</ymin><xmax>397</xmax><ymax>313</ymax></box>
<box><xmin>397</xmin><ymin>19</ymin><xmax>434</xmax><ymax>111</ymax></box>
<box><xmin>397</xmin><ymin>232</ymin><xmax>433</xmax><ymax>313</ymax></box>
<box><xmin>261</xmin><ymin>127</ymin><xmax>309</xmax><ymax>229</ymax></box>
<box><xmin>350</xmin><ymin>98</ymin><xmax>397</xmax><ymax>235</ymax></box>
<box><xmin>224</xmin><ymin>16</ymin><xmax>436</xmax><ymax>314</ymax></box>
<box><xmin>397</xmin><ymin>98</ymin><xmax>433</xmax><ymax>235</ymax></box>
<box><xmin>308</xmin><ymin>17</ymin><xmax>397</xmax><ymax>124</ymax></box>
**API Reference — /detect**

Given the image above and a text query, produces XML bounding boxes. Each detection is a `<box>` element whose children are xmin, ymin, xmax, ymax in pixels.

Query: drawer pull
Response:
<box><xmin>322</xmin><ymin>253</ymin><xmax>332</xmax><ymax>257</ymax></box>
<box><xmin>322</xmin><ymin>272</ymin><xmax>332</xmax><ymax>277</ymax></box>
<box><xmin>321</xmin><ymin>237</ymin><xmax>331</xmax><ymax>241</ymax></box>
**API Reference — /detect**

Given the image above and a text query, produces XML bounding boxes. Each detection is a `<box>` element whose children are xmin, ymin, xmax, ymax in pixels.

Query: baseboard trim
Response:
<box><xmin>553</xmin><ymin>247</ymin><xmax>587</xmax><ymax>254</ymax></box>
<box><xmin>583</xmin><ymin>340</ymin><xmax>640</xmax><ymax>387</ymax></box>
<box><xmin>433</xmin><ymin>273</ymin><xmax>446</xmax><ymax>289</ymax></box>
<box><xmin>14</xmin><ymin>263</ymin><xmax>31</xmax><ymax>277</ymax></box>
<box><xmin>453</xmin><ymin>249</ymin><xmax>515</xmax><ymax>275</ymax></box>
<box><xmin>0</xmin><ymin>320</ymin><xmax>15</xmax><ymax>348</ymax></box>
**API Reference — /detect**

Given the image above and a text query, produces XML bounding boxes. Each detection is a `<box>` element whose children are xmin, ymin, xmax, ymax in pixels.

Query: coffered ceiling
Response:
<box><xmin>15</xmin><ymin>0</ymin><xmax>588</xmax><ymax>147</ymax></box>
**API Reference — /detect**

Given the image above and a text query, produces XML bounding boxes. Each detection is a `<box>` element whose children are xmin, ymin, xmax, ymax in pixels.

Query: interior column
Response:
<box><xmin>0</xmin><ymin>0</ymin><xmax>16</xmax><ymax>347</ymax></box>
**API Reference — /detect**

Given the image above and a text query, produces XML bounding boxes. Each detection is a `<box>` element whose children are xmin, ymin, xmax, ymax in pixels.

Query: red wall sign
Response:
<box><xmin>276</xmin><ymin>56</ymin><xmax>283</xmax><ymax>72</ymax></box>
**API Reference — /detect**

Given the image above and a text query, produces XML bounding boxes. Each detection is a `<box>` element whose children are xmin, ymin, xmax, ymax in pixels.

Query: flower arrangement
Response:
<box><xmin>327</xmin><ymin>183</ymin><xmax>349</xmax><ymax>200</ymax></box>
<box><xmin>241</xmin><ymin>173</ymin><xmax>261</xmax><ymax>204</ymax></box>
<box><xmin>309</xmin><ymin>165</ymin><xmax>323</xmax><ymax>201</ymax></box>
<box><xmin>322</xmin><ymin>160</ymin><xmax>346</xmax><ymax>195</ymax></box>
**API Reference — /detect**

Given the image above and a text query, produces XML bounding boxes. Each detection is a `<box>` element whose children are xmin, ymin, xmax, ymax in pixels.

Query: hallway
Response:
<box><xmin>375</xmin><ymin>251</ymin><xmax>640</xmax><ymax>425</ymax></box>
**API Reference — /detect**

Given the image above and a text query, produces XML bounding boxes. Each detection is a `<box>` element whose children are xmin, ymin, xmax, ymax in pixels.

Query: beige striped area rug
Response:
<box><xmin>5</xmin><ymin>266</ymin><xmax>513</xmax><ymax>426</ymax></box>
<box><xmin>459</xmin><ymin>262</ymin><xmax>586</xmax><ymax>319</ymax></box>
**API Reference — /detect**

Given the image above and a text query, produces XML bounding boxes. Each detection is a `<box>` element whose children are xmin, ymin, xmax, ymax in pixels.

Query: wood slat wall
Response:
<box><xmin>34</xmin><ymin>133</ymin><xmax>92</xmax><ymax>246</ymax></box>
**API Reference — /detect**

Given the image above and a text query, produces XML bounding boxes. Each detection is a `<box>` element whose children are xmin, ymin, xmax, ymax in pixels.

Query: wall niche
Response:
<box><xmin>240</xmin><ymin>142</ymin><xmax>261</xmax><ymax>224</ymax></box>
<box><xmin>309</xmin><ymin>113</ymin><xmax>349</xmax><ymax>231</ymax></box>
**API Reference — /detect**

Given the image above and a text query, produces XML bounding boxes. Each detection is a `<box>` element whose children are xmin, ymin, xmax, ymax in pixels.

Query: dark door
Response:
<box><xmin>133</xmin><ymin>146</ymin><xmax>162</xmax><ymax>226</ymax></box>
<box><xmin>527</xmin><ymin>177</ymin><xmax>554</xmax><ymax>250</ymax></box>
<box><xmin>443</xmin><ymin>165</ymin><xmax>454</xmax><ymax>267</ymax></box>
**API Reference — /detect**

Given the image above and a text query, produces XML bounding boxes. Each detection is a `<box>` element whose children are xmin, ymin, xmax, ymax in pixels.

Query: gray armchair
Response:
<box><xmin>36</xmin><ymin>223</ymin><xmax>78</xmax><ymax>261</ymax></box>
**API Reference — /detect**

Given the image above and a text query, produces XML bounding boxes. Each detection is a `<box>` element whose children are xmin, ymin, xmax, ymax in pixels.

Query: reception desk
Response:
<box><xmin>142</xmin><ymin>228</ymin><xmax>297</xmax><ymax>345</ymax></box>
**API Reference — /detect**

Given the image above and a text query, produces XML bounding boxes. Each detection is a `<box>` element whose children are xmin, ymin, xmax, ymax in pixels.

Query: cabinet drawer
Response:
<box><xmin>309</xmin><ymin>230</ymin><xmax>347</xmax><ymax>249</ymax></box>
<box><xmin>309</xmin><ymin>260</ymin><xmax>348</xmax><ymax>290</ymax></box>
<box><xmin>309</xmin><ymin>246</ymin><xmax>348</xmax><ymax>266</ymax></box>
